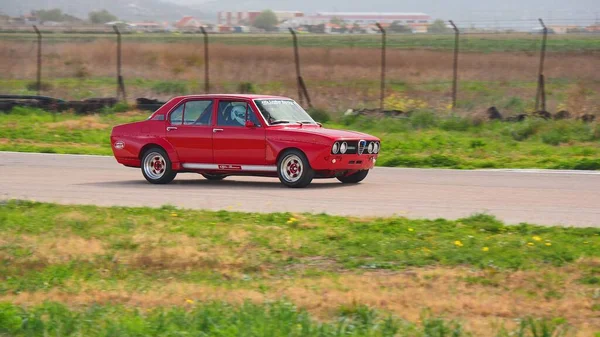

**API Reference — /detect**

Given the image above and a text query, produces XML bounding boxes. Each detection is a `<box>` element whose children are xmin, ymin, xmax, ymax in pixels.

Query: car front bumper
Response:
<box><xmin>310</xmin><ymin>152</ymin><xmax>378</xmax><ymax>171</ymax></box>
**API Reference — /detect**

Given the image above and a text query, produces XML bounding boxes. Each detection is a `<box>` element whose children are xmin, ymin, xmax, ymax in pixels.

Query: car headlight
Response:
<box><xmin>367</xmin><ymin>142</ymin><xmax>374</xmax><ymax>154</ymax></box>
<box><xmin>332</xmin><ymin>142</ymin><xmax>340</xmax><ymax>154</ymax></box>
<box><xmin>340</xmin><ymin>142</ymin><xmax>347</xmax><ymax>154</ymax></box>
<box><xmin>373</xmin><ymin>142</ymin><xmax>379</xmax><ymax>154</ymax></box>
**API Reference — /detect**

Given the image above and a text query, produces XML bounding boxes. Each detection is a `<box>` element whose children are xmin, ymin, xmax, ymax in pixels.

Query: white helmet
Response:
<box><xmin>230</xmin><ymin>105</ymin><xmax>246</xmax><ymax>125</ymax></box>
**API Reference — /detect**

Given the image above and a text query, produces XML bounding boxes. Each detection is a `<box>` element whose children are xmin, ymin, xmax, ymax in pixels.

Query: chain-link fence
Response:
<box><xmin>0</xmin><ymin>20</ymin><xmax>598</xmax><ymax>117</ymax></box>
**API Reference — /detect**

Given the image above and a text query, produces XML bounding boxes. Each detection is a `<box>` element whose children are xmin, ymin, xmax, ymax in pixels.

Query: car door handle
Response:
<box><xmin>213</xmin><ymin>128</ymin><xmax>224</xmax><ymax>133</ymax></box>
<box><xmin>166</xmin><ymin>126</ymin><xmax>178</xmax><ymax>131</ymax></box>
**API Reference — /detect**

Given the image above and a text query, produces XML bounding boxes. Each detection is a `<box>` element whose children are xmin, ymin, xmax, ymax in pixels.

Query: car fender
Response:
<box><xmin>138</xmin><ymin>137</ymin><xmax>182</xmax><ymax>170</ymax></box>
<box><xmin>266</xmin><ymin>138</ymin><xmax>330</xmax><ymax>165</ymax></box>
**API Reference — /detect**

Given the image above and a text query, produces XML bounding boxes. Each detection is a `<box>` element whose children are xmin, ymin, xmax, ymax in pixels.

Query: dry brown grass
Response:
<box><xmin>46</xmin><ymin>116</ymin><xmax>109</xmax><ymax>130</ymax></box>
<box><xmin>2</xmin><ymin>40</ymin><xmax>599</xmax><ymax>111</ymax></box>
<box><xmin>2</xmin><ymin>40</ymin><xmax>598</xmax><ymax>82</ymax></box>
<box><xmin>2</xmin><ymin>265</ymin><xmax>598</xmax><ymax>336</ymax></box>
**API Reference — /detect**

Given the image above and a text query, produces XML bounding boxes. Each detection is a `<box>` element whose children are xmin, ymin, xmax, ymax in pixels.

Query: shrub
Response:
<box><xmin>507</xmin><ymin>120</ymin><xmax>542</xmax><ymax>141</ymax></box>
<box><xmin>440</xmin><ymin>115</ymin><xmax>472</xmax><ymax>131</ymax></box>
<box><xmin>151</xmin><ymin>81</ymin><xmax>188</xmax><ymax>95</ymax></box>
<box><xmin>410</xmin><ymin>110</ymin><xmax>438</xmax><ymax>129</ymax></box>
<box><xmin>26</xmin><ymin>81</ymin><xmax>53</xmax><ymax>92</ymax></box>
<box><xmin>459</xmin><ymin>213</ymin><xmax>505</xmax><ymax>233</ymax></box>
<box><xmin>541</xmin><ymin>129</ymin><xmax>570</xmax><ymax>146</ymax></box>
<box><xmin>238</xmin><ymin>82</ymin><xmax>256</xmax><ymax>94</ymax></box>
<box><xmin>307</xmin><ymin>108</ymin><xmax>330</xmax><ymax>123</ymax></box>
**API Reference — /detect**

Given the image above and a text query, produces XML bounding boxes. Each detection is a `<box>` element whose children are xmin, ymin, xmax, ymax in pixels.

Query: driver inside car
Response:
<box><xmin>229</xmin><ymin>105</ymin><xmax>247</xmax><ymax>126</ymax></box>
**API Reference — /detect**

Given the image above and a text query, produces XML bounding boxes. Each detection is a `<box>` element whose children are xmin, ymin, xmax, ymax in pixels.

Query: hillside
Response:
<box><xmin>2</xmin><ymin>0</ymin><xmax>210</xmax><ymax>22</ymax></box>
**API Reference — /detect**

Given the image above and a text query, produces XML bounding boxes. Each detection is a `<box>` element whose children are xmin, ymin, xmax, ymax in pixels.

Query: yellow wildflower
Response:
<box><xmin>527</xmin><ymin>242</ymin><xmax>534</xmax><ymax>246</ymax></box>
<box><xmin>545</xmin><ymin>242</ymin><xmax>552</xmax><ymax>246</ymax></box>
<box><xmin>532</xmin><ymin>236</ymin><xmax>542</xmax><ymax>241</ymax></box>
<box><xmin>185</xmin><ymin>299</ymin><xmax>194</xmax><ymax>304</ymax></box>
<box><xmin>482</xmin><ymin>247</ymin><xmax>489</xmax><ymax>252</ymax></box>
<box><xmin>454</xmin><ymin>240</ymin><xmax>463</xmax><ymax>247</ymax></box>
<box><xmin>171</xmin><ymin>213</ymin><xmax>178</xmax><ymax>217</ymax></box>
<box><xmin>408</xmin><ymin>228</ymin><xmax>414</xmax><ymax>232</ymax></box>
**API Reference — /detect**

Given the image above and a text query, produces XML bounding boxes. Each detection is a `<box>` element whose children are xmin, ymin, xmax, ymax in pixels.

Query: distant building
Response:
<box><xmin>548</xmin><ymin>25</ymin><xmax>580</xmax><ymax>34</ymax></box>
<box><xmin>217</xmin><ymin>10</ymin><xmax>304</xmax><ymax>26</ymax></box>
<box><xmin>284</xmin><ymin>12</ymin><xmax>431</xmax><ymax>33</ymax></box>
<box><xmin>176</xmin><ymin>16</ymin><xmax>204</xmax><ymax>30</ymax></box>
<box><xmin>129</xmin><ymin>22</ymin><xmax>166</xmax><ymax>32</ymax></box>
<box><xmin>586</xmin><ymin>24</ymin><xmax>600</xmax><ymax>32</ymax></box>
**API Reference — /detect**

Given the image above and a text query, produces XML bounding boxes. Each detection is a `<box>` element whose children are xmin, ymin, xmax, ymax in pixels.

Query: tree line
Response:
<box><xmin>32</xmin><ymin>8</ymin><xmax>118</xmax><ymax>24</ymax></box>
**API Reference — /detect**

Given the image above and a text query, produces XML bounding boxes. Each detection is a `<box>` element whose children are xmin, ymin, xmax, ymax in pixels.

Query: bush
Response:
<box><xmin>541</xmin><ymin>129</ymin><xmax>570</xmax><ymax>145</ymax></box>
<box><xmin>239</xmin><ymin>82</ymin><xmax>256</xmax><ymax>94</ymax></box>
<box><xmin>26</xmin><ymin>81</ymin><xmax>53</xmax><ymax>92</ymax></box>
<box><xmin>307</xmin><ymin>108</ymin><xmax>331</xmax><ymax>123</ymax></box>
<box><xmin>409</xmin><ymin>110</ymin><xmax>438</xmax><ymax>129</ymax></box>
<box><xmin>507</xmin><ymin>120</ymin><xmax>542</xmax><ymax>141</ymax></box>
<box><xmin>151</xmin><ymin>81</ymin><xmax>188</xmax><ymax>95</ymax></box>
<box><xmin>439</xmin><ymin>115</ymin><xmax>472</xmax><ymax>131</ymax></box>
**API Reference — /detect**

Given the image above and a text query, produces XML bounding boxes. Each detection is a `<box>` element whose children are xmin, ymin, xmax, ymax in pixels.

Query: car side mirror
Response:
<box><xmin>245</xmin><ymin>120</ymin><xmax>256</xmax><ymax>128</ymax></box>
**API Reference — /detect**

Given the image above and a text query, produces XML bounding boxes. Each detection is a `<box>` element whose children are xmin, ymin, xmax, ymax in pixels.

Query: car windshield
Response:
<box><xmin>254</xmin><ymin>99</ymin><xmax>316</xmax><ymax>125</ymax></box>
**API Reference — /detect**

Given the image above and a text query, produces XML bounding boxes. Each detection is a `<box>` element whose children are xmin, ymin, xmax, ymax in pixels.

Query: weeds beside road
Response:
<box><xmin>1</xmin><ymin>107</ymin><xmax>599</xmax><ymax>170</ymax></box>
<box><xmin>0</xmin><ymin>200</ymin><xmax>598</xmax><ymax>336</ymax></box>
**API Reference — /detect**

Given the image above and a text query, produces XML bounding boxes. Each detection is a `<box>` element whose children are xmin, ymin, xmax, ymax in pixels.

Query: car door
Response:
<box><xmin>165</xmin><ymin>99</ymin><xmax>215</xmax><ymax>164</ymax></box>
<box><xmin>212</xmin><ymin>99</ymin><xmax>267</xmax><ymax>167</ymax></box>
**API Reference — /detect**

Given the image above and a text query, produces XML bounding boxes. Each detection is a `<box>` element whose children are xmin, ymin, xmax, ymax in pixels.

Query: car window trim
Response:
<box><xmin>167</xmin><ymin>98</ymin><xmax>215</xmax><ymax>127</ymax></box>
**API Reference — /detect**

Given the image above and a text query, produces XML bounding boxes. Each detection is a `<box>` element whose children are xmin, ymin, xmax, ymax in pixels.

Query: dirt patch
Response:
<box><xmin>3</xmin><ymin>265</ymin><xmax>598</xmax><ymax>336</ymax></box>
<box><xmin>46</xmin><ymin>116</ymin><xmax>109</xmax><ymax>130</ymax></box>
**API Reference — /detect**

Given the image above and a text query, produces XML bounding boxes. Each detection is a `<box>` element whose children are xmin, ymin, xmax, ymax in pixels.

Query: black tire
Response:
<box><xmin>202</xmin><ymin>173</ymin><xmax>226</xmax><ymax>181</ymax></box>
<box><xmin>337</xmin><ymin>170</ymin><xmax>369</xmax><ymax>184</ymax></box>
<box><xmin>141</xmin><ymin>147</ymin><xmax>177</xmax><ymax>184</ymax></box>
<box><xmin>277</xmin><ymin>149</ymin><xmax>314</xmax><ymax>188</ymax></box>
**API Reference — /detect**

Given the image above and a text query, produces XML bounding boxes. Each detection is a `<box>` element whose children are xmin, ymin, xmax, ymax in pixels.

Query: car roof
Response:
<box><xmin>172</xmin><ymin>94</ymin><xmax>292</xmax><ymax>100</ymax></box>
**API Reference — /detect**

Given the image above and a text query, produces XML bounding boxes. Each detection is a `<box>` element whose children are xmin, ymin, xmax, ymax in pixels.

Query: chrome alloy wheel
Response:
<box><xmin>143</xmin><ymin>152</ymin><xmax>167</xmax><ymax>180</ymax></box>
<box><xmin>281</xmin><ymin>154</ymin><xmax>303</xmax><ymax>183</ymax></box>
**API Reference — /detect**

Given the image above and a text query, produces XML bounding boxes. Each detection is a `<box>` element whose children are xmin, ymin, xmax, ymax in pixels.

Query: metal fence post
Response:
<box><xmin>535</xmin><ymin>18</ymin><xmax>547</xmax><ymax>112</ymax></box>
<box><xmin>289</xmin><ymin>28</ymin><xmax>304</xmax><ymax>105</ymax></box>
<box><xmin>33</xmin><ymin>25</ymin><xmax>42</xmax><ymax>96</ymax></box>
<box><xmin>376</xmin><ymin>23</ymin><xmax>386</xmax><ymax>111</ymax></box>
<box><xmin>113</xmin><ymin>25</ymin><xmax>126</xmax><ymax>103</ymax></box>
<box><xmin>449</xmin><ymin>20</ymin><xmax>460</xmax><ymax>110</ymax></box>
<box><xmin>289</xmin><ymin>28</ymin><xmax>312</xmax><ymax>108</ymax></box>
<box><xmin>200</xmin><ymin>26</ymin><xmax>209</xmax><ymax>93</ymax></box>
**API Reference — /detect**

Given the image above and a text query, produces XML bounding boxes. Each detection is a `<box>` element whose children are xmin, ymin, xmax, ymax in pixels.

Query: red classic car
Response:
<box><xmin>110</xmin><ymin>94</ymin><xmax>380</xmax><ymax>188</ymax></box>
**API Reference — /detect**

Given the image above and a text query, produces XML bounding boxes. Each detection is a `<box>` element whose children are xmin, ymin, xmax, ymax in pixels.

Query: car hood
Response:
<box><xmin>278</xmin><ymin>126</ymin><xmax>379</xmax><ymax>141</ymax></box>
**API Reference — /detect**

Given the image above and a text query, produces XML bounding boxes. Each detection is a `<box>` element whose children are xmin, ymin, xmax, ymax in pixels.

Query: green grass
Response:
<box><xmin>0</xmin><ymin>301</ymin><xmax>574</xmax><ymax>337</ymax></box>
<box><xmin>0</xmin><ymin>201</ymin><xmax>597</xmax><ymax>335</ymax></box>
<box><xmin>1</xmin><ymin>107</ymin><xmax>599</xmax><ymax>169</ymax></box>
<box><xmin>1</xmin><ymin>32</ymin><xmax>599</xmax><ymax>52</ymax></box>
<box><xmin>1</xmin><ymin>200</ymin><xmax>597</xmax><ymax>276</ymax></box>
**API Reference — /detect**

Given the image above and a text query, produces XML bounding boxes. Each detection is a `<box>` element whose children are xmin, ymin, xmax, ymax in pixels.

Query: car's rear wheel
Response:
<box><xmin>337</xmin><ymin>170</ymin><xmax>369</xmax><ymax>184</ymax></box>
<box><xmin>277</xmin><ymin>149</ymin><xmax>314</xmax><ymax>188</ymax></box>
<box><xmin>141</xmin><ymin>148</ymin><xmax>177</xmax><ymax>184</ymax></box>
<box><xmin>202</xmin><ymin>173</ymin><xmax>226</xmax><ymax>181</ymax></box>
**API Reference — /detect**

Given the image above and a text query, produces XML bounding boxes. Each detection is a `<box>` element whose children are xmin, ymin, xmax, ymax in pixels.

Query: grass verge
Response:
<box><xmin>1</xmin><ymin>107</ymin><xmax>600</xmax><ymax>170</ymax></box>
<box><xmin>0</xmin><ymin>201</ymin><xmax>599</xmax><ymax>335</ymax></box>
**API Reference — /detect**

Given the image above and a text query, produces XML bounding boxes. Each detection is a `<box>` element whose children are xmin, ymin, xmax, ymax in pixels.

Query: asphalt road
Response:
<box><xmin>1</xmin><ymin>152</ymin><xmax>599</xmax><ymax>227</ymax></box>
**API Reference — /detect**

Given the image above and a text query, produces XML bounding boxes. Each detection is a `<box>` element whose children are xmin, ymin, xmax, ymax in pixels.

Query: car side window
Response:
<box><xmin>217</xmin><ymin>101</ymin><xmax>261</xmax><ymax>127</ymax></box>
<box><xmin>184</xmin><ymin>100</ymin><xmax>213</xmax><ymax>125</ymax></box>
<box><xmin>169</xmin><ymin>104</ymin><xmax>184</xmax><ymax>125</ymax></box>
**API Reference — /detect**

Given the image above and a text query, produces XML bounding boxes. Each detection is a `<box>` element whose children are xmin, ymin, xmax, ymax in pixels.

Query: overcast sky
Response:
<box><xmin>171</xmin><ymin>0</ymin><xmax>600</xmax><ymax>26</ymax></box>
<box><xmin>1</xmin><ymin>0</ymin><xmax>598</xmax><ymax>26</ymax></box>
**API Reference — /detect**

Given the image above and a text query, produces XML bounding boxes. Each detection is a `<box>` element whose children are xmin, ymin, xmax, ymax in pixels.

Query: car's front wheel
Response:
<box><xmin>141</xmin><ymin>148</ymin><xmax>177</xmax><ymax>184</ymax></box>
<box><xmin>277</xmin><ymin>149</ymin><xmax>314</xmax><ymax>188</ymax></box>
<box><xmin>337</xmin><ymin>170</ymin><xmax>369</xmax><ymax>184</ymax></box>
